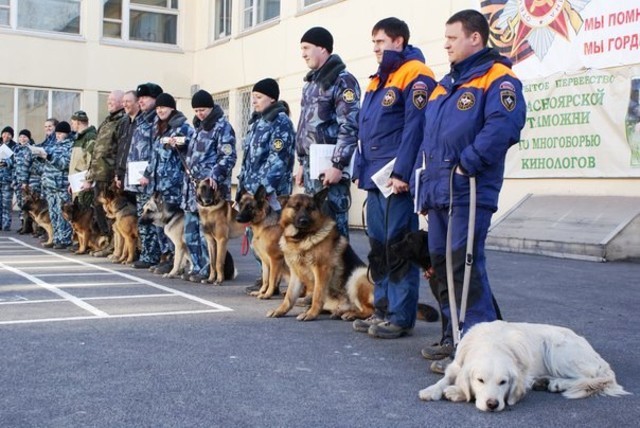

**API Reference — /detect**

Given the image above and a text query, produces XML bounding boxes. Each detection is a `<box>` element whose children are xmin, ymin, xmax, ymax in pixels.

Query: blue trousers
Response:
<box><xmin>428</xmin><ymin>206</ymin><xmax>498</xmax><ymax>341</ymax></box>
<box><xmin>44</xmin><ymin>187</ymin><xmax>72</xmax><ymax>246</ymax></box>
<box><xmin>366</xmin><ymin>190</ymin><xmax>420</xmax><ymax>328</ymax></box>
<box><xmin>0</xmin><ymin>181</ymin><xmax>13</xmax><ymax>229</ymax></box>
<box><xmin>136</xmin><ymin>192</ymin><xmax>160</xmax><ymax>264</ymax></box>
<box><xmin>184</xmin><ymin>211</ymin><xmax>209</xmax><ymax>276</ymax></box>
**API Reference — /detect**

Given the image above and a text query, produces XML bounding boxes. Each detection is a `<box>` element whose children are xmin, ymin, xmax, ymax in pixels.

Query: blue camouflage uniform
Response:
<box><xmin>12</xmin><ymin>140</ymin><xmax>33</xmax><ymax>223</ymax></box>
<box><xmin>181</xmin><ymin>104</ymin><xmax>237</xmax><ymax>277</ymax></box>
<box><xmin>354</xmin><ymin>45</ymin><xmax>436</xmax><ymax>329</ymax></box>
<box><xmin>28</xmin><ymin>133</ymin><xmax>56</xmax><ymax>194</ymax></box>
<box><xmin>238</xmin><ymin>101</ymin><xmax>295</xmax><ymax>201</ymax></box>
<box><xmin>0</xmin><ymin>139</ymin><xmax>17</xmax><ymax>230</ymax></box>
<box><xmin>413</xmin><ymin>47</ymin><xmax>526</xmax><ymax>341</ymax></box>
<box><xmin>41</xmin><ymin>137</ymin><xmax>73</xmax><ymax>246</ymax></box>
<box><xmin>296</xmin><ymin>54</ymin><xmax>360</xmax><ymax>239</ymax></box>
<box><xmin>144</xmin><ymin>110</ymin><xmax>193</xmax><ymax>255</ymax></box>
<box><xmin>126</xmin><ymin>109</ymin><xmax>160</xmax><ymax>265</ymax></box>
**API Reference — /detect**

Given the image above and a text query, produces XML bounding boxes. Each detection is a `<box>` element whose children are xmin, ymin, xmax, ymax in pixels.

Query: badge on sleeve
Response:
<box><xmin>457</xmin><ymin>92</ymin><xmax>475</xmax><ymax>110</ymax></box>
<box><xmin>221</xmin><ymin>144</ymin><xmax>233</xmax><ymax>156</ymax></box>
<box><xmin>499</xmin><ymin>82</ymin><xmax>516</xmax><ymax>112</ymax></box>
<box><xmin>342</xmin><ymin>89</ymin><xmax>356</xmax><ymax>103</ymax></box>
<box><xmin>272</xmin><ymin>139</ymin><xmax>284</xmax><ymax>152</ymax></box>
<box><xmin>412</xmin><ymin>81</ymin><xmax>428</xmax><ymax>110</ymax></box>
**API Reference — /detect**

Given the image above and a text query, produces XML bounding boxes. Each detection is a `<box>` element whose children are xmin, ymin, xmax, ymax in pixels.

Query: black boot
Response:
<box><xmin>18</xmin><ymin>216</ymin><xmax>33</xmax><ymax>235</ymax></box>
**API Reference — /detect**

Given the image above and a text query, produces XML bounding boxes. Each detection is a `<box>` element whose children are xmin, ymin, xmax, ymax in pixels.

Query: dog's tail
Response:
<box><xmin>345</xmin><ymin>266</ymin><xmax>374</xmax><ymax>314</ymax></box>
<box><xmin>416</xmin><ymin>303</ymin><xmax>439</xmax><ymax>323</ymax></box>
<box><xmin>562</xmin><ymin>374</ymin><xmax>630</xmax><ymax>399</ymax></box>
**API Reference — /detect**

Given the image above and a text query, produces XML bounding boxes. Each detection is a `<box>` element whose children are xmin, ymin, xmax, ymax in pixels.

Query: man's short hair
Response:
<box><xmin>446</xmin><ymin>9</ymin><xmax>489</xmax><ymax>47</ymax></box>
<box><xmin>372</xmin><ymin>17</ymin><xmax>410</xmax><ymax>49</ymax></box>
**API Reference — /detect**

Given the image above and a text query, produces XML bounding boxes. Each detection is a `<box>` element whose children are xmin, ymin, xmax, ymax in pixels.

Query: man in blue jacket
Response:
<box><xmin>413</xmin><ymin>9</ymin><xmax>526</xmax><ymax>372</ymax></box>
<box><xmin>352</xmin><ymin>17</ymin><xmax>436</xmax><ymax>339</ymax></box>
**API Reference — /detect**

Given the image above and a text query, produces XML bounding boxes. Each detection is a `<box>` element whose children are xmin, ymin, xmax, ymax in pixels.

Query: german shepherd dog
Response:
<box><xmin>196</xmin><ymin>180</ymin><xmax>245</xmax><ymax>285</ymax></box>
<box><xmin>96</xmin><ymin>186</ymin><xmax>138</xmax><ymax>264</ymax></box>
<box><xmin>267</xmin><ymin>189</ymin><xmax>375</xmax><ymax>321</ymax></box>
<box><xmin>235</xmin><ymin>186</ymin><xmax>289</xmax><ymax>299</ymax></box>
<box><xmin>21</xmin><ymin>186</ymin><xmax>54</xmax><ymax>247</ymax></box>
<box><xmin>140</xmin><ymin>192</ymin><xmax>189</xmax><ymax>278</ymax></box>
<box><xmin>61</xmin><ymin>198</ymin><xmax>108</xmax><ymax>254</ymax></box>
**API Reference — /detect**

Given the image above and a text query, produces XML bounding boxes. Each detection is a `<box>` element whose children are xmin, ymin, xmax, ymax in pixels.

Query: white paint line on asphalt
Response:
<box><xmin>6</xmin><ymin>237</ymin><xmax>233</xmax><ymax>312</ymax></box>
<box><xmin>0</xmin><ymin>309</ymin><xmax>228</xmax><ymax>326</ymax></box>
<box><xmin>36</xmin><ymin>272</ymin><xmax>114</xmax><ymax>277</ymax></box>
<box><xmin>54</xmin><ymin>281</ymin><xmax>142</xmax><ymax>288</ymax></box>
<box><xmin>0</xmin><ymin>294</ymin><xmax>174</xmax><ymax>305</ymax></box>
<box><xmin>0</xmin><ymin>262</ymin><xmax>109</xmax><ymax>318</ymax></box>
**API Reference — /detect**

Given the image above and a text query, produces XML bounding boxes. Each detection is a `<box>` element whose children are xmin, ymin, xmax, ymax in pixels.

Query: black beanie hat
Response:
<box><xmin>191</xmin><ymin>90</ymin><xmax>215</xmax><ymax>108</ymax></box>
<box><xmin>300</xmin><ymin>26</ymin><xmax>333</xmax><ymax>53</ymax></box>
<box><xmin>252</xmin><ymin>78</ymin><xmax>279</xmax><ymax>100</ymax></box>
<box><xmin>1</xmin><ymin>126</ymin><xmax>14</xmax><ymax>137</ymax></box>
<box><xmin>136</xmin><ymin>82</ymin><xmax>163</xmax><ymax>99</ymax></box>
<box><xmin>18</xmin><ymin>129</ymin><xmax>31</xmax><ymax>140</ymax></box>
<box><xmin>156</xmin><ymin>93</ymin><xmax>176</xmax><ymax>110</ymax></box>
<box><xmin>55</xmin><ymin>121</ymin><xmax>71</xmax><ymax>134</ymax></box>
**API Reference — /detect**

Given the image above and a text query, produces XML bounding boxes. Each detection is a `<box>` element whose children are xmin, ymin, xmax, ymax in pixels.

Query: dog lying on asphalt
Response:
<box><xmin>418</xmin><ymin>320</ymin><xmax>629</xmax><ymax>411</ymax></box>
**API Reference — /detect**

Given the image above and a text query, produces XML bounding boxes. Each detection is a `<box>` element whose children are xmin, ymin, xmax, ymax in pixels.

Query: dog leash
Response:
<box><xmin>445</xmin><ymin>166</ymin><xmax>476</xmax><ymax>346</ymax></box>
<box><xmin>172</xmin><ymin>145</ymin><xmax>198</xmax><ymax>188</ymax></box>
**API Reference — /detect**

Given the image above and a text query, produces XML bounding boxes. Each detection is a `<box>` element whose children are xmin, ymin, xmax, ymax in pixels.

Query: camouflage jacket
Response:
<box><xmin>0</xmin><ymin>140</ymin><xmax>17</xmax><ymax>184</ymax></box>
<box><xmin>13</xmin><ymin>142</ymin><xmax>33</xmax><ymax>188</ymax></box>
<box><xmin>296</xmin><ymin>54</ymin><xmax>361</xmax><ymax>172</ymax></box>
<box><xmin>238</xmin><ymin>101</ymin><xmax>295</xmax><ymax>197</ymax></box>
<box><xmin>41</xmin><ymin>137</ymin><xmax>72</xmax><ymax>190</ymax></box>
<box><xmin>69</xmin><ymin>125</ymin><xmax>97</xmax><ymax>175</ymax></box>
<box><xmin>144</xmin><ymin>110</ymin><xmax>193</xmax><ymax>203</ymax></box>
<box><xmin>181</xmin><ymin>105</ymin><xmax>237</xmax><ymax>212</ymax></box>
<box><xmin>125</xmin><ymin>108</ymin><xmax>157</xmax><ymax>193</ymax></box>
<box><xmin>28</xmin><ymin>133</ymin><xmax>56</xmax><ymax>192</ymax></box>
<box><xmin>87</xmin><ymin>108</ymin><xmax>125</xmax><ymax>183</ymax></box>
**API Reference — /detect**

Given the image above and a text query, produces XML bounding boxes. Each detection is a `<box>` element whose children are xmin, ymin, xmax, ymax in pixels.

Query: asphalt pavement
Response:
<box><xmin>0</xmin><ymin>223</ymin><xmax>638</xmax><ymax>428</ymax></box>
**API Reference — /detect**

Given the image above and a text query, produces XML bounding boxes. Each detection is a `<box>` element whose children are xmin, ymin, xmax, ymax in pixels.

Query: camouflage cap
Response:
<box><xmin>71</xmin><ymin>110</ymin><xmax>89</xmax><ymax>122</ymax></box>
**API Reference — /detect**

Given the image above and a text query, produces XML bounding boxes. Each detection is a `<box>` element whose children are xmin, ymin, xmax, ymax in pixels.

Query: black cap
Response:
<box><xmin>300</xmin><ymin>27</ymin><xmax>333</xmax><ymax>53</ymax></box>
<box><xmin>55</xmin><ymin>121</ymin><xmax>71</xmax><ymax>134</ymax></box>
<box><xmin>71</xmin><ymin>110</ymin><xmax>89</xmax><ymax>122</ymax></box>
<box><xmin>136</xmin><ymin>82</ymin><xmax>163</xmax><ymax>99</ymax></box>
<box><xmin>155</xmin><ymin>93</ymin><xmax>176</xmax><ymax>110</ymax></box>
<box><xmin>1</xmin><ymin>126</ymin><xmax>14</xmax><ymax>137</ymax></box>
<box><xmin>252</xmin><ymin>78</ymin><xmax>279</xmax><ymax>100</ymax></box>
<box><xmin>18</xmin><ymin>129</ymin><xmax>31</xmax><ymax>140</ymax></box>
<box><xmin>191</xmin><ymin>89</ymin><xmax>214</xmax><ymax>108</ymax></box>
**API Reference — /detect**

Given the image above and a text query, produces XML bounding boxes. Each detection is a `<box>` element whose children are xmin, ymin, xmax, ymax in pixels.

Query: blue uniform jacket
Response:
<box><xmin>0</xmin><ymin>140</ymin><xmax>17</xmax><ymax>184</ymax></box>
<box><xmin>354</xmin><ymin>45</ymin><xmax>436</xmax><ymax>189</ymax></box>
<box><xmin>42</xmin><ymin>137</ymin><xmax>72</xmax><ymax>190</ymax></box>
<box><xmin>413</xmin><ymin>48</ymin><xmax>526</xmax><ymax>212</ymax></box>
<box><xmin>238</xmin><ymin>101</ymin><xmax>295</xmax><ymax>197</ymax></box>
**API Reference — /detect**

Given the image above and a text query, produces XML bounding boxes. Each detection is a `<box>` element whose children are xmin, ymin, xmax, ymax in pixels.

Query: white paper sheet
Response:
<box><xmin>68</xmin><ymin>170</ymin><xmax>88</xmax><ymax>193</ymax></box>
<box><xmin>127</xmin><ymin>161</ymin><xmax>149</xmax><ymax>186</ymax></box>
<box><xmin>371</xmin><ymin>158</ymin><xmax>396</xmax><ymax>198</ymax></box>
<box><xmin>0</xmin><ymin>144</ymin><xmax>14</xmax><ymax>160</ymax></box>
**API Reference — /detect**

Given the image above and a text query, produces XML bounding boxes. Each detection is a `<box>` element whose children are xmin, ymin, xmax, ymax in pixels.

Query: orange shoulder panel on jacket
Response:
<box><xmin>460</xmin><ymin>63</ymin><xmax>517</xmax><ymax>92</ymax></box>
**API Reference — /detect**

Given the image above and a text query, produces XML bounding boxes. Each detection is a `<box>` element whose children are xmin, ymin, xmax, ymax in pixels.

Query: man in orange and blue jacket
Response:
<box><xmin>413</xmin><ymin>10</ymin><xmax>526</xmax><ymax>373</ymax></box>
<box><xmin>352</xmin><ymin>17</ymin><xmax>436</xmax><ymax>339</ymax></box>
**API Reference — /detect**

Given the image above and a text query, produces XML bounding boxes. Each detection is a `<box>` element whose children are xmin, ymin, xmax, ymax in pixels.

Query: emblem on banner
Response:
<box><xmin>481</xmin><ymin>0</ymin><xmax>591</xmax><ymax>65</ymax></box>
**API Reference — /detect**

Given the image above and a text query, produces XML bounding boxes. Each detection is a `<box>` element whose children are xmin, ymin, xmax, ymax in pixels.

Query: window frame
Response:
<box><xmin>0</xmin><ymin>0</ymin><xmax>83</xmax><ymax>40</ymax></box>
<box><xmin>211</xmin><ymin>0</ymin><xmax>232</xmax><ymax>43</ymax></box>
<box><xmin>241</xmin><ymin>0</ymin><xmax>280</xmax><ymax>32</ymax></box>
<box><xmin>101</xmin><ymin>0</ymin><xmax>181</xmax><ymax>49</ymax></box>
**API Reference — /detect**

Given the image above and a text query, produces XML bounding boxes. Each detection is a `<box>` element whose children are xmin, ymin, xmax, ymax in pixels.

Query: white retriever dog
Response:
<box><xmin>419</xmin><ymin>321</ymin><xmax>629</xmax><ymax>412</ymax></box>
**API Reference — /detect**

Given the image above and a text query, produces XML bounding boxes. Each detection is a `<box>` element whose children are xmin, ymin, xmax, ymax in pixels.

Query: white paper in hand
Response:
<box><xmin>0</xmin><ymin>144</ymin><xmax>14</xmax><ymax>160</ymax></box>
<box><xmin>371</xmin><ymin>158</ymin><xmax>396</xmax><ymax>198</ymax></box>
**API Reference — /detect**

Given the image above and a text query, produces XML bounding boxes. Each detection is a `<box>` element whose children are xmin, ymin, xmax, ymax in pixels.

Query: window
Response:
<box><xmin>242</xmin><ymin>0</ymin><xmax>279</xmax><ymax>30</ymax></box>
<box><xmin>0</xmin><ymin>0</ymin><xmax>80</xmax><ymax>34</ymax></box>
<box><xmin>301</xmin><ymin>0</ymin><xmax>324</xmax><ymax>6</ymax></box>
<box><xmin>212</xmin><ymin>92</ymin><xmax>230</xmax><ymax>119</ymax></box>
<box><xmin>212</xmin><ymin>0</ymin><xmax>231</xmax><ymax>41</ymax></box>
<box><xmin>236</xmin><ymin>86</ymin><xmax>253</xmax><ymax>138</ymax></box>
<box><xmin>0</xmin><ymin>86</ymin><xmax>80</xmax><ymax>142</ymax></box>
<box><xmin>103</xmin><ymin>0</ymin><xmax>179</xmax><ymax>45</ymax></box>
<box><xmin>0</xmin><ymin>0</ymin><xmax>9</xmax><ymax>26</ymax></box>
